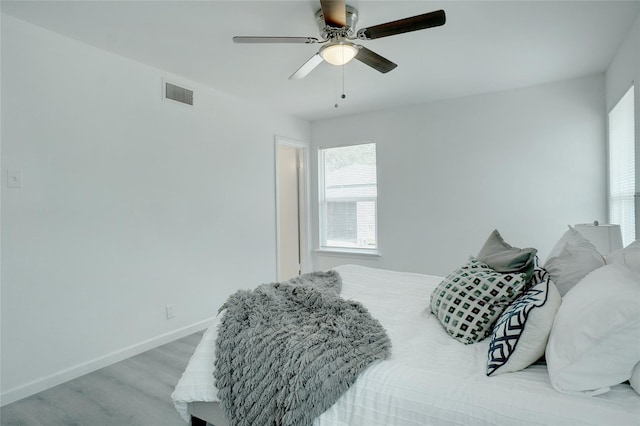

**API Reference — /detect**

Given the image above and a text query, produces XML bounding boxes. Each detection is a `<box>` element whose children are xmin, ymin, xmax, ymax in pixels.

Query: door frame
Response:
<box><xmin>274</xmin><ymin>136</ymin><xmax>311</xmax><ymax>280</ymax></box>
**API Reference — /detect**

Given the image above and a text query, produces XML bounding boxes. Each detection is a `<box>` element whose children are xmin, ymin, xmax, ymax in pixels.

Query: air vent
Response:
<box><xmin>164</xmin><ymin>81</ymin><xmax>193</xmax><ymax>106</ymax></box>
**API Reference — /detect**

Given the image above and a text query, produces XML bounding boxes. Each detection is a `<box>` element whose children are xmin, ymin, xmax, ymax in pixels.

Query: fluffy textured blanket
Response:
<box><xmin>214</xmin><ymin>270</ymin><xmax>391</xmax><ymax>426</ymax></box>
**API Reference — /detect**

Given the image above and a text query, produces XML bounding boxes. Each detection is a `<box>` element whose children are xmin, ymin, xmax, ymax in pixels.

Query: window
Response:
<box><xmin>319</xmin><ymin>143</ymin><xmax>377</xmax><ymax>252</ymax></box>
<box><xmin>608</xmin><ymin>85</ymin><xmax>636</xmax><ymax>246</ymax></box>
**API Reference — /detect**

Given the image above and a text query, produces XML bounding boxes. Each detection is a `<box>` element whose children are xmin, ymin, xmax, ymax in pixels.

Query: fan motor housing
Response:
<box><xmin>315</xmin><ymin>5</ymin><xmax>358</xmax><ymax>39</ymax></box>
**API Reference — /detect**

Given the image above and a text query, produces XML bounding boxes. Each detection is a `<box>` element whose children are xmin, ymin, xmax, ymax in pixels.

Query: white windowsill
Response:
<box><xmin>314</xmin><ymin>248</ymin><xmax>381</xmax><ymax>259</ymax></box>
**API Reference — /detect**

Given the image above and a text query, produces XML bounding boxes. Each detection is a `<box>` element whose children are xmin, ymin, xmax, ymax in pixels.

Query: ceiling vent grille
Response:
<box><xmin>164</xmin><ymin>81</ymin><xmax>193</xmax><ymax>106</ymax></box>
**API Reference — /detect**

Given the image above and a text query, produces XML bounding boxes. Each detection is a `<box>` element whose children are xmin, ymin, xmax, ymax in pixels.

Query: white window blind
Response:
<box><xmin>608</xmin><ymin>85</ymin><xmax>636</xmax><ymax>246</ymax></box>
<box><xmin>319</xmin><ymin>143</ymin><xmax>377</xmax><ymax>252</ymax></box>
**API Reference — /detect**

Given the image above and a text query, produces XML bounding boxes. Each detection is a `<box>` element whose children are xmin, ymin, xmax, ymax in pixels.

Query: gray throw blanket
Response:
<box><xmin>214</xmin><ymin>270</ymin><xmax>391</xmax><ymax>426</ymax></box>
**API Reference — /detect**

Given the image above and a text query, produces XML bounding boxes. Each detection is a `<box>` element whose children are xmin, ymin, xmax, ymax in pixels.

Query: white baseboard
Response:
<box><xmin>0</xmin><ymin>317</ymin><xmax>215</xmax><ymax>407</ymax></box>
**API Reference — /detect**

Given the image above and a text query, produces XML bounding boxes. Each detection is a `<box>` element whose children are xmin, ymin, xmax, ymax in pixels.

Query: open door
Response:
<box><xmin>275</xmin><ymin>137</ymin><xmax>309</xmax><ymax>281</ymax></box>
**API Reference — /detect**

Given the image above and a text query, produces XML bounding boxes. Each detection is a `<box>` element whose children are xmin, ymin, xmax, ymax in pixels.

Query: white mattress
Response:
<box><xmin>172</xmin><ymin>264</ymin><xmax>640</xmax><ymax>425</ymax></box>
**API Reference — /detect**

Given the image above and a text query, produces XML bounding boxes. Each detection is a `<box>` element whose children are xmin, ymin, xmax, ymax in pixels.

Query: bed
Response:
<box><xmin>172</xmin><ymin>229</ymin><xmax>640</xmax><ymax>426</ymax></box>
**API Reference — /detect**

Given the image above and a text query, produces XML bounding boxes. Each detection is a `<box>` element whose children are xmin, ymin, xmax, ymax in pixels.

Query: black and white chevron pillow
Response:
<box><xmin>487</xmin><ymin>268</ymin><xmax>561</xmax><ymax>376</ymax></box>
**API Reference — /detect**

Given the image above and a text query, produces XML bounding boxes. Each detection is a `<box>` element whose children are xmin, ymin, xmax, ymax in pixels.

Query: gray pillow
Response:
<box><xmin>543</xmin><ymin>226</ymin><xmax>605</xmax><ymax>296</ymax></box>
<box><xmin>477</xmin><ymin>229</ymin><xmax>537</xmax><ymax>281</ymax></box>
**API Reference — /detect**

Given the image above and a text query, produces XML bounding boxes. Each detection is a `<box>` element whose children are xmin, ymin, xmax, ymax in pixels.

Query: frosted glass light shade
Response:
<box><xmin>320</xmin><ymin>42</ymin><xmax>358</xmax><ymax>65</ymax></box>
<box><xmin>574</xmin><ymin>223</ymin><xmax>624</xmax><ymax>255</ymax></box>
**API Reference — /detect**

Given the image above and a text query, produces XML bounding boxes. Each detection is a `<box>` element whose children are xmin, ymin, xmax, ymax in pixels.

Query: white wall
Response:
<box><xmin>0</xmin><ymin>14</ymin><xmax>310</xmax><ymax>403</ymax></box>
<box><xmin>311</xmin><ymin>75</ymin><xmax>607</xmax><ymax>277</ymax></box>
<box><xmin>605</xmin><ymin>13</ymin><xmax>640</xmax><ymax>237</ymax></box>
<box><xmin>0</xmin><ymin>4</ymin><xmax>3</xmax><ymax>404</ymax></box>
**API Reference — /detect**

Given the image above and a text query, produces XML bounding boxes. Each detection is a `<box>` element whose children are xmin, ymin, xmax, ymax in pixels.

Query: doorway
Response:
<box><xmin>275</xmin><ymin>137</ymin><xmax>309</xmax><ymax>281</ymax></box>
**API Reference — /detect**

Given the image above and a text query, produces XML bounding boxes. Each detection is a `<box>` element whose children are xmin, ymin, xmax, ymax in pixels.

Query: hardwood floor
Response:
<box><xmin>1</xmin><ymin>331</ymin><xmax>205</xmax><ymax>426</ymax></box>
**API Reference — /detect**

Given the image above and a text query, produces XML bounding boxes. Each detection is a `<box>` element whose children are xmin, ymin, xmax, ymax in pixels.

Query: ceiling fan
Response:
<box><xmin>233</xmin><ymin>0</ymin><xmax>446</xmax><ymax>80</ymax></box>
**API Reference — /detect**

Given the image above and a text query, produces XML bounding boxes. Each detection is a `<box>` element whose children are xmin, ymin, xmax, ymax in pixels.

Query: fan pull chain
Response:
<box><xmin>334</xmin><ymin>64</ymin><xmax>347</xmax><ymax>108</ymax></box>
<box><xmin>341</xmin><ymin>62</ymin><xmax>347</xmax><ymax>100</ymax></box>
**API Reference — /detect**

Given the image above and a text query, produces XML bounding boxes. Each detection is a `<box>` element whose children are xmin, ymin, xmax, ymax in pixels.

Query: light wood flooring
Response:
<box><xmin>1</xmin><ymin>330</ymin><xmax>205</xmax><ymax>426</ymax></box>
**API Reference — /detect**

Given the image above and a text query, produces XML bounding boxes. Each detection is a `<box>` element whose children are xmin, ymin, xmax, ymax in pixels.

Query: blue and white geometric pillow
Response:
<box><xmin>487</xmin><ymin>268</ymin><xmax>562</xmax><ymax>376</ymax></box>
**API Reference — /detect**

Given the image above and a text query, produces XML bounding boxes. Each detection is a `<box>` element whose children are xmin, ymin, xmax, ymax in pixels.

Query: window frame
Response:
<box><xmin>317</xmin><ymin>142</ymin><xmax>380</xmax><ymax>257</ymax></box>
<box><xmin>608</xmin><ymin>84</ymin><xmax>636</xmax><ymax>246</ymax></box>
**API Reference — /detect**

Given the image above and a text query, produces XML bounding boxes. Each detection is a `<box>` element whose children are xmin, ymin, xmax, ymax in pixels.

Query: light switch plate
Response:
<box><xmin>7</xmin><ymin>170</ymin><xmax>22</xmax><ymax>188</ymax></box>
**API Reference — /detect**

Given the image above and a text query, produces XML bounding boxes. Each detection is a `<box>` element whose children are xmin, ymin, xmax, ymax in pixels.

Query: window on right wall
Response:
<box><xmin>608</xmin><ymin>85</ymin><xmax>636</xmax><ymax>246</ymax></box>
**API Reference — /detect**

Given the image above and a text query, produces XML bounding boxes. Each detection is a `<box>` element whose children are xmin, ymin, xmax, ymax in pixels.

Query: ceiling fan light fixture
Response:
<box><xmin>320</xmin><ymin>41</ymin><xmax>358</xmax><ymax>66</ymax></box>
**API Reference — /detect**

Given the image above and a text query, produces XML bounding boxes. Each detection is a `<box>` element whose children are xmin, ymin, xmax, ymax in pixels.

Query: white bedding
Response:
<box><xmin>172</xmin><ymin>264</ymin><xmax>640</xmax><ymax>425</ymax></box>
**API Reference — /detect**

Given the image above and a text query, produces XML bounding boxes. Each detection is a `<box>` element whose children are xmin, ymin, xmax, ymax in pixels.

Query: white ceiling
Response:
<box><xmin>3</xmin><ymin>0</ymin><xmax>640</xmax><ymax>121</ymax></box>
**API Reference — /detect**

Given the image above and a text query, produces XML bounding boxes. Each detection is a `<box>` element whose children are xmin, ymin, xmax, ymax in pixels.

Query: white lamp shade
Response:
<box><xmin>574</xmin><ymin>223</ymin><xmax>624</xmax><ymax>255</ymax></box>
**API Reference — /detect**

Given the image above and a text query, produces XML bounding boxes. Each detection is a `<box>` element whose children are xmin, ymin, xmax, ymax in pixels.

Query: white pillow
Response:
<box><xmin>546</xmin><ymin>263</ymin><xmax>640</xmax><ymax>395</ymax></box>
<box><xmin>487</xmin><ymin>269</ymin><xmax>561</xmax><ymax>376</ymax></box>
<box><xmin>544</xmin><ymin>226</ymin><xmax>605</xmax><ymax>296</ymax></box>
<box><xmin>606</xmin><ymin>240</ymin><xmax>640</xmax><ymax>274</ymax></box>
<box><xmin>630</xmin><ymin>362</ymin><xmax>640</xmax><ymax>396</ymax></box>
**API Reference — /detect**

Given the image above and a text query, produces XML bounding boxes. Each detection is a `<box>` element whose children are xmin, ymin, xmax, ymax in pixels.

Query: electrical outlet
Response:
<box><xmin>166</xmin><ymin>304</ymin><xmax>176</xmax><ymax>319</ymax></box>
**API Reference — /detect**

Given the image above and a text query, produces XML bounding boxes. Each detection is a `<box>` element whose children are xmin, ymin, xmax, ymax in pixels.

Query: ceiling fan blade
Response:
<box><xmin>289</xmin><ymin>53</ymin><xmax>324</xmax><ymax>80</ymax></box>
<box><xmin>354</xmin><ymin>46</ymin><xmax>397</xmax><ymax>74</ymax></box>
<box><xmin>233</xmin><ymin>36</ymin><xmax>318</xmax><ymax>44</ymax></box>
<box><xmin>320</xmin><ymin>0</ymin><xmax>347</xmax><ymax>27</ymax></box>
<box><xmin>357</xmin><ymin>9</ymin><xmax>446</xmax><ymax>40</ymax></box>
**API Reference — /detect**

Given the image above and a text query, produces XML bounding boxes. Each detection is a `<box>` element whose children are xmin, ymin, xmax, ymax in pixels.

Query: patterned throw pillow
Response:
<box><xmin>487</xmin><ymin>268</ymin><xmax>561</xmax><ymax>376</ymax></box>
<box><xmin>430</xmin><ymin>258</ymin><xmax>527</xmax><ymax>345</ymax></box>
